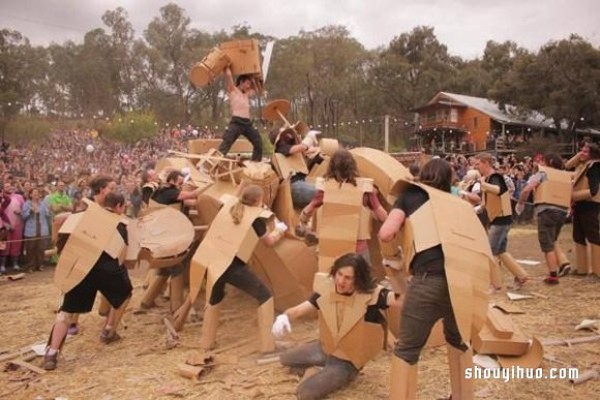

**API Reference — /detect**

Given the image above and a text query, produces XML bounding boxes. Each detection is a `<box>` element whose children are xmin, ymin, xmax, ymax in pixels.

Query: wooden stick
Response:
<box><xmin>542</xmin><ymin>335</ymin><xmax>600</xmax><ymax>346</ymax></box>
<box><xmin>0</xmin><ymin>347</ymin><xmax>35</xmax><ymax>363</ymax></box>
<box><xmin>163</xmin><ymin>318</ymin><xmax>180</xmax><ymax>341</ymax></box>
<box><xmin>570</xmin><ymin>368</ymin><xmax>599</xmax><ymax>385</ymax></box>
<box><xmin>212</xmin><ymin>337</ymin><xmax>256</xmax><ymax>355</ymax></box>
<box><xmin>9</xmin><ymin>359</ymin><xmax>46</xmax><ymax>375</ymax></box>
<box><xmin>256</xmin><ymin>355</ymin><xmax>280</xmax><ymax>365</ymax></box>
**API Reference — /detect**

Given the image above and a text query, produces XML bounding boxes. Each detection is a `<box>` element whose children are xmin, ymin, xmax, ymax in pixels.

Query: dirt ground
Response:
<box><xmin>1</xmin><ymin>223</ymin><xmax>599</xmax><ymax>400</ymax></box>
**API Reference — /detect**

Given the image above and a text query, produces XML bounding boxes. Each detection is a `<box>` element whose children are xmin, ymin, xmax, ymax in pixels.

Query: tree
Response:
<box><xmin>490</xmin><ymin>35</ymin><xmax>600</xmax><ymax>138</ymax></box>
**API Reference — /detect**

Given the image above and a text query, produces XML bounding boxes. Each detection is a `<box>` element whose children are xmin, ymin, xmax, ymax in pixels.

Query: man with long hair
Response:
<box><xmin>272</xmin><ymin>253</ymin><xmax>402</xmax><ymax>400</ymax></box>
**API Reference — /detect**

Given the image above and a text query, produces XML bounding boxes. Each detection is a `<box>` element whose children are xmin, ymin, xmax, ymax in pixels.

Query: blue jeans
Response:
<box><xmin>280</xmin><ymin>341</ymin><xmax>358</xmax><ymax>400</ymax></box>
<box><xmin>291</xmin><ymin>179</ymin><xmax>317</xmax><ymax>209</ymax></box>
<box><xmin>488</xmin><ymin>224</ymin><xmax>511</xmax><ymax>255</ymax></box>
<box><xmin>394</xmin><ymin>275</ymin><xmax>466</xmax><ymax>365</ymax></box>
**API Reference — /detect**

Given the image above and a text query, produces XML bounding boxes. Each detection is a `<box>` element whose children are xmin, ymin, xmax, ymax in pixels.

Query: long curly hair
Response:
<box><xmin>329</xmin><ymin>253</ymin><xmax>376</xmax><ymax>294</ymax></box>
<box><xmin>325</xmin><ymin>148</ymin><xmax>359</xmax><ymax>186</ymax></box>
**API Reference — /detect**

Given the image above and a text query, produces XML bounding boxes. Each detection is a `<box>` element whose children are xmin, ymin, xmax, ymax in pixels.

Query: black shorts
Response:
<box><xmin>61</xmin><ymin>261</ymin><xmax>133</xmax><ymax>314</ymax></box>
<box><xmin>537</xmin><ymin>208</ymin><xmax>567</xmax><ymax>252</ymax></box>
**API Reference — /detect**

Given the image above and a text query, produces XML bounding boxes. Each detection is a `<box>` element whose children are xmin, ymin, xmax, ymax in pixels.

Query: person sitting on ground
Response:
<box><xmin>272</xmin><ymin>253</ymin><xmax>402</xmax><ymax>400</ymax></box>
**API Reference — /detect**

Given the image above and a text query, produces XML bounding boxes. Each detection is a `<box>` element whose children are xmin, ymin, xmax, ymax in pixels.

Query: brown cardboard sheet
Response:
<box><xmin>497</xmin><ymin>337</ymin><xmax>544</xmax><ymax>369</ymax></box>
<box><xmin>249</xmin><ymin>238</ymin><xmax>317</xmax><ymax>311</ymax></box>
<box><xmin>54</xmin><ymin>201</ymin><xmax>125</xmax><ymax>293</ymax></box>
<box><xmin>219</xmin><ymin>39</ymin><xmax>262</xmax><ymax>77</ymax></box>
<box><xmin>188</xmin><ymin>138</ymin><xmax>254</xmax><ymax>155</ymax></box>
<box><xmin>155</xmin><ymin>157</ymin><xmax>213</xmax><ymax>189</ymax></box>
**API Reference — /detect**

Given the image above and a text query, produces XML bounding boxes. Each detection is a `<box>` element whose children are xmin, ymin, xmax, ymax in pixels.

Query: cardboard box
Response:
<box><xmin>473</xmin><ymin>322</ymin><xmax>530</xmax><ymax>356</ymax></box>
<box><xmin>219</xmin><ymin>39</ymin><xmax>262</xmax><ymax>77</ymax></box>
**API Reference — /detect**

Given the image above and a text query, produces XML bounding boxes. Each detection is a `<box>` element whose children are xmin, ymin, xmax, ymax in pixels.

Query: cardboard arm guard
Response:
<box><xmin>572</xmin><ymin>189</ymin><xmax>592</xmax><ymax>202</ymax></box>
<box><xmin>480</xmin><ymin>181</ymin><xmax>500</xmax><ymax>195</ymax></box>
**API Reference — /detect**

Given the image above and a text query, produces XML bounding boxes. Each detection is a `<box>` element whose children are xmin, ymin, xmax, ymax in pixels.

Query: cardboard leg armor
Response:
<box><xmin>447</xmin><ymin>345</ymin><xmax>474</xmax><ymax>400</ymax></box>
<box><xmin>390</xmin><ymin>356</ymin><xmax>418</xmax><ymax>400</ymax></box>
<box><xmin>169</xmin><ymin>274</ymin><xmax>185</xmax><ymax>313</ymax></box>
<box><xmin>257</xmin><ymin>297</ymin><xmax>275</xmax><ymax>353</ymax></box>
<box><xmin>591</xmin><ymin>244</ymin><xmax>600</xmax><ymax>276</ymax></box>
<box><xmin>490</xmin><ymin>259</ymin><xmax>504</xmax><ymax>290</ymax></box>
<box><xmin>140</xmin><ymin>273</ymin><xmax>169</xmax><ymax>308</ymax></box>
<box><xmin>574</xmin><ymin>243</ymin><xmax>590</xmax><ymax>275</ymax></box>
<box><xmin>497</xmin><ymin>252</ymin><xmax>528</xmax><ymax>281</ymax></box>
<box><xmin>200</xmin><ymin>303</ymin><xmax>220</xmax><ymax>350</ymax></box>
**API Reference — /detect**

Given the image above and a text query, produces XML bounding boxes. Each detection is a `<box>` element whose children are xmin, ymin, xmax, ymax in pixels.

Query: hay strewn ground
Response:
<box><xmin>1</xmin><ymin>224</ymin><xmax>599</xmax><ymax>400</ymax></box>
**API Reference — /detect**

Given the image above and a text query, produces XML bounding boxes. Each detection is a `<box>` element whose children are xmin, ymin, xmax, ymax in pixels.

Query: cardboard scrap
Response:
<box><xmin>575</xmin><ymin>319</ymin><xmax>599</xmax><ymax>332</ymax></box>
<box><xmin>473</xmin><ymin>354</ymin><xmax>501</xmax><ymax>369</ymax></box>
<box><xmin>492</xmin><ymin>301</ymin><xmax>525</xmax><ymax>314</ymax></box>
<box><xmin>570</xmin><ymin>368</ymin><xmax>600</xmax><ymax>385</ymax></box>
<box><xmin>497</xmin><ymin>337</ymin><xmax>544</xmax><ymax>369</ymax></box>
<box><xmin>515</xmin><ymin>259</ymin><xmax>541</xmax><ymax>266</ymax></box>
<box><xmin>506</xmin><ymin>292</ymin><xmax>533</xmax><ymax>301</ymax></box>
<box><xmin>7</xmin><ymin>359</ymin><xmax>46</xmax><ymax>375</ymax></box>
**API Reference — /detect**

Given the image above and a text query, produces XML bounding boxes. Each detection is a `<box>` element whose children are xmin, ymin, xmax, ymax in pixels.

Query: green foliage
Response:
<box><xmin>100</xmin><ymin>111</ymin><xmax>158</xmax><ymax>144</ymax></box>
<box><xmin>4</xmin><ymin>115</ymin><xmax>52</xmax><ymax>143</ymax></box>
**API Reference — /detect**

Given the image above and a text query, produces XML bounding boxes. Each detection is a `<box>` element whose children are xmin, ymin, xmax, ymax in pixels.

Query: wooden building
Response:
<box><xmin>411</xmin><ymin>92</ymin><xmax>599</xmax><ymax>154</ymax></box>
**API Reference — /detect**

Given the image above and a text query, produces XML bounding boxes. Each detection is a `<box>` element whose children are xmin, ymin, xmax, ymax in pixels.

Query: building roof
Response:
<box><xmin>424</xmin><ymin>92</ymin><xmax>600</xmax><ymax>135</ymax></box>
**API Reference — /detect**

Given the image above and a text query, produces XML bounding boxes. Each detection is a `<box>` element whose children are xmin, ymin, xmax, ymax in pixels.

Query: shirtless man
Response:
<box><xmin>218</xmin><ymin>66</ymin><xmax>263</xmax><ymax>161</ymax></box>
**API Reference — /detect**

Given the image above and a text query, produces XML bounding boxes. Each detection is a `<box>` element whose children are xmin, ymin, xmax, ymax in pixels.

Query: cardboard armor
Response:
<box><xmin>127</xmin><ymin>207</ymin><xmax>196</xmax><ymax>269</ymax></box>
<box><xmin>54</xmin><ymin>201</ymin><xmax>127</xmax><ymax>293</ymax></box>
<box><xmin>389</xmin><ymin>180</ymin><xmax>493</xmax><ymax>343</ymax></box>
<box><xmin>482</xmin><ymin>172</ymin><xmax>512</xmax><ymax>221</ymax></box>
<box><xmin>313</xmin><ymin>273</ymin><xmax>386</xmax><ymax>370</ymax></box>
<box><xmin>316</xmin><ymin>177</ymin><xmax>373</xmax><ymax>272</ymax></box>
<box><xmin>572</xmin><ymin>160</ymin><xmax>600</xmax><ymax>203</ymax></box>
<box><xmin>187</xmin><ymin>195</ymin><xmax>274</xmax><ymax>306</ymax></box>
<box><xmin>533</xmin><ymin>166</ymin><xmax>572</xmax><ymax>208</ymax></box>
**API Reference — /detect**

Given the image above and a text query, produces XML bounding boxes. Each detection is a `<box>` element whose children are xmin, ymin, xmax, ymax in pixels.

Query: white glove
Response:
<box><xmin>515</xmin><ymin>203</ymin><xmax>525</xmax><ymax>215</ymax></box>
<box><xmin>271</xmin><ymin>314</ymin><xmax>291</xmax><ymax>338</ymax></box>
<box><xmin>275</xmin><ymin>221</ymin><xmax>288</xmax><ymax>232</ymax></box>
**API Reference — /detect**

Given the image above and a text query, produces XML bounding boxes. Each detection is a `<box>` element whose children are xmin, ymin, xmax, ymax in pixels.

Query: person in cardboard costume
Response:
<box><xmin>42</xmin><ymin>193</ymin><xmax>132</xmax><ymax>371</ymax></box>
<box><xmin>196</xmin><ymin>185</ymin><xmax>287</xmax><ymax>353</ymax></box>
<box><xmin>295</xmin><ymin>148</ymin><xmax>387</xmax><ymax>264</ymax></box>
<box><xmin>142</xmin><ymin>169</ymin><xmax>204</xmax><ymax>310</ymax></box>
<box><xmin>474</xmin><ymin>152</ymin><xmax>528</xmax><ymax>290</ymax></box>
<box><xmin>570</xmin><ymin>142</ymin><xmax>600</xmax><ymax>276</ymax></box>
<box><xmin>270</xmin><ymin>126</ymin><xmax>322</xmax><ymax>209</ymax></box>
<box><xmin>516</xmin><ymin>153</ymin><xmax>572</xmax><ymax>284</ymax></box>
<box><xmin>380</xmin><ymin>158</ymin><xmax>491</xmax><ymax>400</ymax></box>
<box><xmin>218</xmin><ymin>66</ymin><xmax>263</xmax><ymax>161</ymax></box>
<box><xmin>272</xmin><ymin>253</ymin><xmax>402</xmax><ymax>400</ymax></box>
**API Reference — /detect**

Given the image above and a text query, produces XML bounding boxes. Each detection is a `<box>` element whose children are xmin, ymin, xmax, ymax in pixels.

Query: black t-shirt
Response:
<box><xmin>487</xmin><ymin>173</ymin><xmax>512</xmax><ymax>225</ymax></box>
<box><xmin>575</xmin><ymin>161</ymin><xmax>600</xmax><ymax>212</ymax></box>
<box><xmin>275</xmin><ymin>135</ymin><xmax>307</xmax><ymax>182</ymax></box>
<box><xmin>308</xmin><ymin>287</ymin><xmax>390</xmax><ymax>324</ymax></box>
<box><xmin>393</xmin><ymin>185</ymin><xmax>445</xmax><ymax>274</ymax></box>
<box><xmin>151</xmin><ymin>185</ymin><xmax>180</xmax><ymax>205</ymax></box>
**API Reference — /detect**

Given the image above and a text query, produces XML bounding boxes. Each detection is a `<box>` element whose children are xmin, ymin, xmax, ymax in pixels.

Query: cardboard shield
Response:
<box><xmin>129</xmin><ymin>207</ymin><xmax>195</xmax><ymax>269</ymax></box>
<box><xmin>54</xmin><ymin>201</ymin><xmax>126</xmax><ymax>293</ymax></box>
<box><xmin>249</xmin><ymin>238</ymin><xmax>317</xmax><ymax>311</ymax></box>
<box><xmin>390</xmin><ymin>179</ymin><xmax>492</xmax><ymax>344</ymax></box>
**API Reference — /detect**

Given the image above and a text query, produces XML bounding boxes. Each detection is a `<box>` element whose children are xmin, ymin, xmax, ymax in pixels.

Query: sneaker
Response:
<box><xmin>99</xmin><ymin>329</ymin><xmax>121</xmax><ymax>344</ymax></box>
<box><xmin>543</xmin><ymin>275</ymin><xmax>560</xmax><ymax>285</ymax></box>
<box><xmin>42</xmin><ymin>353</ymin><xmax>58</xmax><ymax>370</ymax></box>
<box><xmin>12</xmin><ymin>264</ymin><xmax>21</xmax><ymax>271</ymax></box>
<box><xmin>558</xmin><ymin>264</ymin><xmax>571</xmax><ymax>277</ymax></box>
<box><xmin>67</xmin><ymin>324</ymin><xmax>79</xmax><ymax>336</ymax></box>
<box><xmin>0</xmin><ymin>265</ymin><xmax>5</xmax><ymax>274</ymax></box>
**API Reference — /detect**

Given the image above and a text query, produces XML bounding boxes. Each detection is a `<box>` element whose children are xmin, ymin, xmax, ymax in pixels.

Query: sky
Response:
<box><xmin>0</xmin><ymin>0</ymin><xmax>598</xmax><ymax>59</ymax></box>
